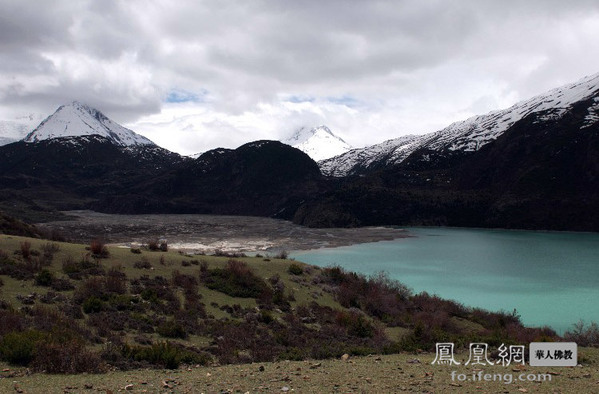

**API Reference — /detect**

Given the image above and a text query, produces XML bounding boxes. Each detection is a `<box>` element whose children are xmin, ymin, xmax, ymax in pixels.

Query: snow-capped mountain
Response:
<box><xmin>24</xmin><ymin>101</ymin><xmax>155</xmax><ymax>147</ymax></box>
<box><xmin>321</xmin><ymin>72</ymin><xmax>599</xmax><ymax>176</ymax></box>
<box><xmin>284</xmin><ymin>125</ymin><xmax>351</xmax><ymax>161</ymax></box>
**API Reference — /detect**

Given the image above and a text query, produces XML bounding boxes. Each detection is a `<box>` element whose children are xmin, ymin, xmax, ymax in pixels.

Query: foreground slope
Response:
<box><xmin>0</xmin><ymin>233</ymin><xmax>566</xmax><ymax>376</ymax></box>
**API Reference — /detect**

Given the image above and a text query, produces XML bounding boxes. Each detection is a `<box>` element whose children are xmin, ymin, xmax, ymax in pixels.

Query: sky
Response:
<box><xmin>1</xmin><ymin>0</ymin><xmax>599</xmax><ymax>155</ymax></box>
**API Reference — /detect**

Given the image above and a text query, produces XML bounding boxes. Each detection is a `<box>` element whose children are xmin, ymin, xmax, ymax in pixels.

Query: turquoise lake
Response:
<box><xmin>290</xmin><ymin>227</ymin><xmax>599</xmax><ymax>334</ymax></box>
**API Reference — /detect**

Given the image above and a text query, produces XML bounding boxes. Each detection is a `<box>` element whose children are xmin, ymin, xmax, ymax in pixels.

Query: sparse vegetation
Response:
<box><xmin>0</xmin><ymin>233</ymin><xmax>574</xmax><ymax>379</ymax></box>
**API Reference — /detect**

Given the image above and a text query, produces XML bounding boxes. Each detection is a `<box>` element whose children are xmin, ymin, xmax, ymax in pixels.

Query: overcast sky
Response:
<box><xmin>1</xmin><ymin>0</ymin><xmax>599</xmax><ymax>154</ymax></box>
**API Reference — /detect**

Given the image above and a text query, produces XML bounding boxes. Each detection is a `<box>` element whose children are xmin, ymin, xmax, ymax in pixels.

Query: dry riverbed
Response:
<box><xmin>36</xmin><ymin>210</ymin><xmax>409</xmax><ymax>254</ymax></box>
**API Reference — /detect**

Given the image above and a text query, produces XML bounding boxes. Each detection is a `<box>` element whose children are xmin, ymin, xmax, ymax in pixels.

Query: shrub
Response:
<box><xmin>130</xmin><ymin>248</ymin><xmax>142</xmax><ymax>254</ymax></box>
<box><xmin>121</xmin><ymin>342</ymin><xmax>208</xmax><ymax>369</ymax></box>
<box><xmin>335</xmin><ymin>311</ymin><xmax>375</xmax><ymax>338</ymax></box>
<box><xmin>62</xmin><ymin>255</ymin><xmax>104</xmax><ymax>279</ymax></box>
<box><xmin>274</xmin><ymin>250</ymin><xmax>289</xmax><ymax>259</ymax></box>
<box><xmin>0</xmin><ymin>330</ymin><xmax>45</xmax><ymax>366</ymax></box>
<box><xmin>202</xmin><ymin>260</ymin><xmax>272</xmax><ymax>299</ymax></box>
<box><xmin>287</xmin><ymin>263</ymin><xmax>304</xmax><ymax>275</ymax></box>
<box><xmin>32</xmin><ymin>339</ymin><xmax>104</xmax><ymax>373</ymax></box>
<box><xmin>90</xmin><ymin>239</ymin><xmax>109</xmax><ymax>258</ymax></box>
<box><xmin>565</xmin><ymin>320</ymin><xmax>599</xmax><ymax>346</ymax></box>
<box><xmin>20</xmin><ymin>241</ymin><xmax>32</xmax><ymax>261</ymax></box>
<box><xmin>50</xmin><ymin>278</ymin><xmax>75</xmax><ymax>291</ymax></box>
<box><xmin>41</xmin><ymin>242</ymin><xmax>60</xmax><ymax>260</ymax></box>
<box><xmin>35</xmin><ymin>269</ymin><xmax>54</xmax><ymax>286</ymax></box>
<box><xmin>82</xmin><ymin>296</ymin><xmax>104</xmax><ymax>314</ymax></box>
<box><xmin>157</xmin><ymin>320</ymin><xmax>187</xmax><ymax>339</ymax></box>
<box><xmin>134</xmin><ymin>258</ymin><xmax>152</xmax><ymax>269</ymax></box>
<box><xmin>159</xmin><ymin>240</ymin><xmax>168</xmax><ymax>252</ymax></box>
<box><xmin>147</xmin><ymin>239</ymin><xmax>167</xmax><ymax>251</ymax></box>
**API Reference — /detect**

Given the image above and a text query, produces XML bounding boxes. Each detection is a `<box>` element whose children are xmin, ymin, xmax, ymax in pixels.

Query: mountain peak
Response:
<box><xmin>24</xmin><ymin>102</ymin><xmax>155</xmax><ymax>147</ymax></box>
<box><xmin>284</xmin><ymin>125</ymin><xmax>351</xmax><ymax>161</ymax></box>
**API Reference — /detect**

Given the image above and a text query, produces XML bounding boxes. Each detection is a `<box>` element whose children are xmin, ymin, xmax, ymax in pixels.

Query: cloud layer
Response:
<box><xmin>1</xmin><ymin>0</ymin><xmax>599</xmax><ymax>154</ymax></box>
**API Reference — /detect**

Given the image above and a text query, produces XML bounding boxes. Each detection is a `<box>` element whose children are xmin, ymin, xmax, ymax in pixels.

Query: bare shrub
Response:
<box><xmin>134</xmin><ymin>258</ymin><xmax>152</xmax><ymax>269</ymax></box>
<box><xmin>565</xmin><ymin>320</ymin><xmax>599</xmax><ymax>347</ymax></box>
<box><xmin>20</xmin><ymin>241</ymin><xmax>32</xmax><ymax>261</ymax></box>
<box><xmin>90</xmin><ymin>239</ymin><xmax>109</xmax><ymax>258</ymax></box>
<box><xmin>32</xmin><ymin>339</ymin><xmax>105</xmax><ymax>373</ymax></box>
<box><xmin>147</xmin><ymin>239</ymin><xmax>159</xmax><ymax>251</ymax></box>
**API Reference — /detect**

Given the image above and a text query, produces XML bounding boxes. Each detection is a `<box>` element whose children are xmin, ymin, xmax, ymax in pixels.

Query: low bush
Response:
<box><xmin>157</xmin><ymin>320</ymin><xmax>187</xmax><ymax>339</ymax></box>
<box><xmin>20</xmin><ymin>241</ymin><xmax>32</xmax><ymax>261</ymax></box>
<box><xmin>202</xmin><ymin>260</ymin><xmax>272</xmax><ymax>299</ymax></box>
<box><xmin>32</xmin><ymin>339</ymin><xmax>104</xmax><ymax>373</ymax></box>
<box><xmin>82</xmin><ymin>296</ymin><xmax>104</xmax><ymax>314</ymax></box>
<box><xmin>0</xmin><ymin>329</ymin><xmax>45</xmax><ymax>366</ymax></box>
<box><xmin>287</xmin><ymin>263</ymin><xmax>304</xmax><ymax>275</ymax></box>
<box><xmin>90</xmin><ymin>239</ymin><xmax>109</xmax><ymax>258</ymax></box>
<box><xmin>50</xmin><ymin>278</ymin><xmax>75</xmax><ymax>291</ymax></box>
<box><xmin>121</xmin><ymin>341</ymin><xmax>210</xmax><ymax>369</ymax></box>
<box><xmin>147</xmin><ymin>239</ymin><xmax>167</xmax><ymax>251</ymax></box>
<box><xmin>133</xmin><ymin>258</ymin><xmax>152</xmax><ymax>269</ymax></box>
<box><xmin>35</xmin><ymin>269</ymin><xmax>54</xmax><ymax>286</ymax></box>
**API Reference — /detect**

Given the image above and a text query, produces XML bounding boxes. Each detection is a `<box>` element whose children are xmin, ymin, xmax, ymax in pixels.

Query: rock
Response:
<box><xmin>407</xmin><ymin>358</ymin><xmax>421</xmax><ymax>364</ymax></box>
<box><xmin>341</xmin><ymin>354</ymin><xmax>350</xmax><ymax>361</ymax></box>
<box><xmin>309</xmin><ymin>362</ymin><xmax>321</xmax><ymax>369</ymax></box>
<box><xmin>281</xmin><ymin>387</ymin><xmax>290</xmax><ymax>392</ymax></box>
<box><xmin>124</xmin><ymin>384</ymin><xmax>134</xmax><ymax>390</ymax></box>
<box><xmin>84</xmin><ymin>383</ymin><xmax>93</xmax><ymax>389</ymax></box>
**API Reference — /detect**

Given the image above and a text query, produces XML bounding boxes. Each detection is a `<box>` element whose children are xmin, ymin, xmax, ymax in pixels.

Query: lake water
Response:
<box><xmin>290</xmin><ymin>227</ymin><xmax>599</xmax><ymax>334</ymax></box>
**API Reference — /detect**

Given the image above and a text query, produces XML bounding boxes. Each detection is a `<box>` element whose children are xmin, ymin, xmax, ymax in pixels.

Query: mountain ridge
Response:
<box><xmin>320</xmin><ymin>72</ymin><xmax>599</xmax><ymax>177</ymax></box>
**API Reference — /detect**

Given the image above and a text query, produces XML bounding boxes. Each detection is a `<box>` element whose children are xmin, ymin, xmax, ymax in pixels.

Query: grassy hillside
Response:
<box><xmin>0</xmin><ymin>234</ymin><xmax>585</xmax><ymax>377</ymax></box>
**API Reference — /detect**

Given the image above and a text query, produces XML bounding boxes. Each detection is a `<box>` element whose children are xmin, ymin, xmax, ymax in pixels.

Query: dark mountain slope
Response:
<box><xmin>293</xmin><ymin>100</ymin><xmax>599</xmax><ymax>231</ymax></box>
<box><xmin>0</xmin><ymin>136</ymin><xmax>188</xmax><ymax>214</ymax></box>
<box><xmin>93</xmin><ymin>140</ymin><xmax>325</xmax><ymax>218</ymax></box>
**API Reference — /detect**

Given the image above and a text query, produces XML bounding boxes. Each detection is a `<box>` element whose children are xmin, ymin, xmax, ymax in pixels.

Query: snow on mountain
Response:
<box><xmin>319</xmin><ymin>134</ymin><xmax>426</xmax><ymax>177</ymax></box>
<box><xmin>24</xmin><ymin>101</ymin><xmax>155</xmax><ymax>147</ymax></box>
<box><xmin>284</xmin><ymin>125</ymin><xmax>351</xmax><ymax>161</ymax></box>
<box><xmin>321</xmin><ymin>72</ymin><xmax>599</xmax><ymax>177</ymax></box>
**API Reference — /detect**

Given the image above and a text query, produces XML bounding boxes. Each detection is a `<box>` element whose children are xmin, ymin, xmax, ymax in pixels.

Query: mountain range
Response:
<box><xmin>1</xmin><ymin>72</ymin><xmax>598</xmax><ymax>231</ymax></box>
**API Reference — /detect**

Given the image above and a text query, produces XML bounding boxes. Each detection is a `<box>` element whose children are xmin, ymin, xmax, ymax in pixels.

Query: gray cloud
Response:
<box><xmin>1</xmin><ymin>0</ymin><xmax>599</xmax><ymax>151</ymax></box>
